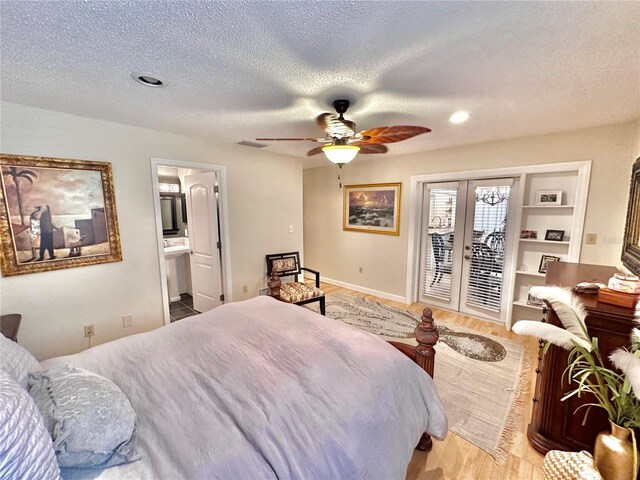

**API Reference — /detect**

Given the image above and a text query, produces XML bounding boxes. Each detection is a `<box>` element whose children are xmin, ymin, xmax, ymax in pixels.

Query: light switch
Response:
<box><xmin>288</xmin><ymin>225</ymin><xmax>294</xmax><ymax>234</ymax></box>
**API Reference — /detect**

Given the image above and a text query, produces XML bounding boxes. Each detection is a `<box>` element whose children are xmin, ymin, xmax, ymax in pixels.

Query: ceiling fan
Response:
<box><xmin>256</xmin><ymin>99</ymin><xmax>431</xmax><ymax>166</ymax></box>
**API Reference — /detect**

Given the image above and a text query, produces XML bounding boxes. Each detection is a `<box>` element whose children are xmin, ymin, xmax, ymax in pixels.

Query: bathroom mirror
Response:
<box><xmin>160</xmin><ymin>193</ymin><xmax>179</xmax><ymax>235</ymax></box>
<box><xmin>622</xmin><ymin>157</ymin><xmax>640</xmax><ymax>276</ymax></box>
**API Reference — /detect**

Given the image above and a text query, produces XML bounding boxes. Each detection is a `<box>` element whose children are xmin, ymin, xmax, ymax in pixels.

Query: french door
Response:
<box><xmin>418</xmin><ymin>178</ymin><xmax>517</xmax><ymax>323</ymax></box>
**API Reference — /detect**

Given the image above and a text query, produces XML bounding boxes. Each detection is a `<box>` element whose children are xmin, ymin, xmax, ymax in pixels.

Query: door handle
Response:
<box><xmin>189</xmin><ymin>250</ymin><xmax>193</xmax><ymax>255</ymax></box>
<box><xmin>464</xmin><ymin>245</ymin><xmax>471</xmax><ymax>250</ymax></box>
<box><xmin>464</xmin><ymin>254</ymin><xmax>471</xmax><ymax>260</ymax></box>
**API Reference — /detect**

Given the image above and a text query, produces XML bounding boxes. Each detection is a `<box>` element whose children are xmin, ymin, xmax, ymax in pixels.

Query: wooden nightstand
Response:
<box><xmin>0</xmin><ymin>314</ymin><xmax>22</xmax><ymax>342</ymax></box>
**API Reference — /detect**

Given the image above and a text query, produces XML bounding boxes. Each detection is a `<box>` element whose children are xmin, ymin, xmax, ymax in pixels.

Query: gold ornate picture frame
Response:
<box><xmin>622</xmin><ymin>157</ymin><xmax>640</xmax><ymax>277</ymax></box>
<box><xmin>343</xmin><ymin>183</ymin><xmax>401</xmax><ymax>235</ymax></box>
<box><xmin>0</xmin><ymin>154</ymin><xmax>122</xmax><ymax>276</ymax></box>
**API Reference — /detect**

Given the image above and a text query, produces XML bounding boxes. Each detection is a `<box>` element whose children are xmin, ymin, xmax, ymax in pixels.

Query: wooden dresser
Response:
<box><xmin>527</xmin><ymin>262</ymin><xmax>636</xmax><ymax>454</ymax></box>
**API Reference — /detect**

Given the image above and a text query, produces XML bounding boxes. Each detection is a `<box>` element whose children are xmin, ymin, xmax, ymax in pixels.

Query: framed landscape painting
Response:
<box><xmin>343</xmin><ymin>183</ymin><xmax>401</xmax><ymax>235</ymax></box>
<box><xmin>0</xmin><ymin>154</ymin><xmax>122</xmax><ymax>276</ymax></box>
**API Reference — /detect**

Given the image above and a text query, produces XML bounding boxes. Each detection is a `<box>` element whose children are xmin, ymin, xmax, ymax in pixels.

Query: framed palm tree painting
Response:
<box><xmin>0</xmin><ymin>154</ymin><xmax>122</xmax><ymax>276</ymax></box>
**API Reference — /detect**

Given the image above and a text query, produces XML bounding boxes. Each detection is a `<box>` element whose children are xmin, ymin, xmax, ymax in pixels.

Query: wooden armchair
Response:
<box><xmin>266</xmin><ymin>252</ymin><xmax>326</xmax><ymax>315</ymax></box>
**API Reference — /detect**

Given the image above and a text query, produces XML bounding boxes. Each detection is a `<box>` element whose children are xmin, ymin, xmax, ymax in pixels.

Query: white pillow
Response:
<box><xmin>0</xmin><ymin>333</ymin><xmax>41</xmax><ymax>388</ymax></box>
<box><xmin>0</xmin><ymin>369</ymin><xmax>60</xmax><ymax>480</ymax></box>
<box><xmin>28</xmin><ymin>365</ymin><xmax>140</xmax><ymax>469</ymax></box>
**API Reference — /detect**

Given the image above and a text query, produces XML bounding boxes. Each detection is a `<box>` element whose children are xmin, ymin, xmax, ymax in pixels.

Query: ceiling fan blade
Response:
<box><xmin>358</xmin><ymin>126</ymin><xmax>431</xmax><ymax>144</ymax></box>
<box><xmin>316</xmin><ymin>113</ymin><xmax>355</xmax><ymax>138</ymax></box>
<box><xmin>357</xmin><ymin>144</ymin><xmax>388</xmax><ymax>154</ymax></box>
<box><xmin>255</xmin><ymin>137</ymin><xmax>326</xmax><ymax>142</ymax></box>
<box><xmin>306</xmin><ymin>146</ymin><xmax>325</xmax><ymax>156</ymax></box>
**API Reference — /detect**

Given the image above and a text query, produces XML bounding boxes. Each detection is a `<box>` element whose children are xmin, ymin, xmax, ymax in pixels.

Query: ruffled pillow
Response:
<box><xmin>29</xmin><ymin>365</ymin><xmax>140</xmax><ymax>469</ymax></box>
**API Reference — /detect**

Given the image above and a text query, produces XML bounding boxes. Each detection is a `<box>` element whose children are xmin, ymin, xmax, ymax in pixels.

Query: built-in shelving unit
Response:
<box><xmin>505</xmin><ymin>162</ymin><xmax>591</xmax><ymax>329</ymax></box>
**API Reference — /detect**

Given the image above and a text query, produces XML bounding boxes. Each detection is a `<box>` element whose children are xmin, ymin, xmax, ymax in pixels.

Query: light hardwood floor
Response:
<box><xmin>317</xmin><ymin>282</ymin><xmax>545</xmax><ymax>480</ymax></box>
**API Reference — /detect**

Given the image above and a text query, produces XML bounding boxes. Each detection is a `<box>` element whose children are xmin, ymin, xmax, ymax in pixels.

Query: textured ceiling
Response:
<box><xmin>1</xmin><ymin>1</ymin><xmax>639</xmax><ymax>168</ymax></box>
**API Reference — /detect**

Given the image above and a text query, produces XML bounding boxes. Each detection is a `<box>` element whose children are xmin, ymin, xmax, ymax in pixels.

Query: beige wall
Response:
<box><xmin>304</xmin><ymin>121</ymin><xmax>639</xmax><ymax>298</ymax></box>
<box><xmin>0</xmin><ymin>102</ymin><xmax>303</xmax><ymax>359</ymax></box>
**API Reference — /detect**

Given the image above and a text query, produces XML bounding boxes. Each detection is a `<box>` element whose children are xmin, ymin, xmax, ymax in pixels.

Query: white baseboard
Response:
<box><xmin>307</xmin><ymin>274</ymin><xmax>408</xmax><ymax>304</ymax></box>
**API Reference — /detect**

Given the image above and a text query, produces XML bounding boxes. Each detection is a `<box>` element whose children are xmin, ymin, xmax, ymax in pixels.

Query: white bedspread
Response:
<box><xmin>42</xmin><ymin>296</ymin><xmax>447</xmax><ymax>480</ymax></box>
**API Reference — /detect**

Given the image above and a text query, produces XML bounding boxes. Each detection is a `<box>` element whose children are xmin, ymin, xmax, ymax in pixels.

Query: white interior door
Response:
<box><xmin>185</xmin><ymin>172</ymin><xmax>223</xmax><ymax>313</ymax></box>
<box><xmin>419</xmin><ymin>178</ymin><xmax>517</xmax><ymax>323</ymax></box>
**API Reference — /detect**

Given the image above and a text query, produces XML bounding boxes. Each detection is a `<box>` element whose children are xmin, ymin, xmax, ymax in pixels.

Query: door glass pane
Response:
<box><xmin>420</xmin><ymin>187</ymin><xmax>457</xmax><ymax>300</ymax></box>
<box><xmin>466</xmin><ymin>185</ymin><xmax>510</xmax><ymax>311</ymax></box>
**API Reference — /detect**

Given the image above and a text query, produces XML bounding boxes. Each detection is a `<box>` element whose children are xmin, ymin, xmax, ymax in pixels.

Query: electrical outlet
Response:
<box><xmin>122</xmin><ymin>314</ymin><xmax>133</xmax><ymax>328</ymax></box>
<box><xmin>585</xmin><ymin>233</ymin><xmax>597</xmax><ymax>245</ymax></box>
<box><xmin>358</xmin><ymin>266</ymin><xmax>363</xmax><ymax>273</ymax></box>
<box><xmin>84</xmin><ymin>324</ymin><xmax>95</xmax><ymax>337</ymax></box>
<box><xmin>288</xmin><ymin>225</ymin><xmax>294</xmax><ymax>234</ymax></box>
<box><xmin>242</xmin><ymin>285</ymin><xmax>248</xmax><ymax>294</ymax></box>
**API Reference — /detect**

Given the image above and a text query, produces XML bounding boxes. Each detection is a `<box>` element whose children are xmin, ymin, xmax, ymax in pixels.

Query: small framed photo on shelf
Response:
<box><xmin>538</xmin><ymin>254</ymin><xmax>561</xmax><ymax>273</ymax></box>
<box><xmin>535</xmin><ymin>190</ymin><xmax>563</xmax><ymax>206</ymax></box>
<box><xmin>520</xmin><ymin>230</ymin><xmax>538</xmax><ymax>239</ymax></box>
<box><xmin>545</xmin><ymin>229</ymin><xmax>565</xmax><ymax>241</ymax></box>
<box><xmin>527</xmin><ymin>292</ymin><xmax>545</xmax><ymax>307</ymax></box>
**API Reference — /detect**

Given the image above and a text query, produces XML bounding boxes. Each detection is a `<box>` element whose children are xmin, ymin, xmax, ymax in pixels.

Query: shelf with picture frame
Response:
<box><xmin>515</xmin><ymin>270</ymin><xmax>546</xmax><ymax>277</ymax></box>
<box><xmin>521</xmin><ymin>204</ymin><xmax>575</xmax><ymax>210</ymax></box>
<box><xmin>518</xmin><ymin>238</ymin><xmax>570</xmax><ymax>245</ymax></box>
<box><xmin>505</xmin><ymin>162</ymin><xmax>591</xmax><ymax>330</ymax></box>
<box><xmin>512</xmin><ymin>299</ymin><xmax>544</xmax><ymax>310</ymax></box>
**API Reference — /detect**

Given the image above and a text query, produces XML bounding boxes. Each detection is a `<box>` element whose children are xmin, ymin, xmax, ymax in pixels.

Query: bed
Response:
<box><xmin>5</xmin><ymin>296</ymin><xmax>447</xmax><ymax>480</ymax></box>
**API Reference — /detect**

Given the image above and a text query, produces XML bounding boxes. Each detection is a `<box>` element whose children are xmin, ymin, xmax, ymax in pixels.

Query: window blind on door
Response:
<box><xmin>420</xmin><ymin>186</ymin><xmax>458</xmax><ymax>300</ymax></box>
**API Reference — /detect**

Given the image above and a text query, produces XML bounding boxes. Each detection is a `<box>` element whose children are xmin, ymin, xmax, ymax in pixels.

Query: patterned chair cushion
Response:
<box><xmin>543</xmin><ymin>450</ymin><xmax>602</xmax><ymax>480</ymax></box>
<box><xmin>272</xmin><ymin>257</ymin><xmax>297</xmax><ymax>274</ymax></box>
<box><xmin>280</xmin><ymin>282</ymin><xmax>324</xmax><ymax>303</ymax></box>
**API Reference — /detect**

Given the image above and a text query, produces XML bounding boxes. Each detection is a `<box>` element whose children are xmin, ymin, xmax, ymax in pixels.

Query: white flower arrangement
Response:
<box><xmin>513</xmin><ymin>286</ymin><xmax>640</xmax><ymax>428</ymax></box>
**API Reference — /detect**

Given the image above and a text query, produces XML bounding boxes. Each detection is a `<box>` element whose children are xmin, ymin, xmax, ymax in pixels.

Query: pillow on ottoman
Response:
<box><xmin>29</xmin><ymin>365</ymin><xmax>140</xmax><ymax>469</ymax></box>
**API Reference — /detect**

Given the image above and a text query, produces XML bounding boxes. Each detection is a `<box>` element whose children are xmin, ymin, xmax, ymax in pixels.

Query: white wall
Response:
<box><xmin>304</xmin><ymin>120</ymin><xmax>639</xmax><ymax>299</ymax></box>
<box><xmin>0</xmin><ymin>102</ymin><xmax>303</xmax><ymax>359</ymax></box>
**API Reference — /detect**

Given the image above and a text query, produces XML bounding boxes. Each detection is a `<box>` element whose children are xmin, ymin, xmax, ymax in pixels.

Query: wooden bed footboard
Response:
<box><xmin>388</xmin><ymin>308</ymin><xmax>439</xmax><ymax>452</ymax></box>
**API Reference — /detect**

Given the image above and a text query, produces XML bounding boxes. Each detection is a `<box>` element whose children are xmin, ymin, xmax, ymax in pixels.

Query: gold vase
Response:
<box><xmin>593</xmin><ymin>421</ymin><xmax>638</xmax><ymax>480</ymax></box>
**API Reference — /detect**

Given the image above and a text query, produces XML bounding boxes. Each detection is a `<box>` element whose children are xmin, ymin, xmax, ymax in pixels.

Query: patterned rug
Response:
<box><xmin>308</xmin><ymin>293</ymin><xmax>528</xmax><ymax>464</ymax></box>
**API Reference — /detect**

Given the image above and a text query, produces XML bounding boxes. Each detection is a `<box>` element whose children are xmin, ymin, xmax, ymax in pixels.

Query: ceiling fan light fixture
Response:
<box><xmin>449</xmin><ymin>111</ymin><xmax>470</xmax><ymax>124</ymax></box>
<box><xmin>322</xmin><ymin>145</ymin><xmax>360</xmax><ymax>165</ymax></box>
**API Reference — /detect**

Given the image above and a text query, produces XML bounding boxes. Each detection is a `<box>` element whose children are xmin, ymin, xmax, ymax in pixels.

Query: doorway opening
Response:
<box><xmin>151</xmin><ymin>158</ymin><xmax>232</xmax><ymax>325</ymax></box>
<box><xmin>417</xmin><ymin>178</ymin><xmax>518</xmax><ymax>323</ymax></box>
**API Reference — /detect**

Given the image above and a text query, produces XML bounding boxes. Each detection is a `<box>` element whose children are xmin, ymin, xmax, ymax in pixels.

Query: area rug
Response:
<box><xmin>308</xmin><ymin>293</ymin><xmax>528</xmax><ymax>464</ymax></box>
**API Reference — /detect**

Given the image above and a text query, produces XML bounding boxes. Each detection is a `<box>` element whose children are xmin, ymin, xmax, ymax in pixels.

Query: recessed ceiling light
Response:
<box><xmin>449</xmin><ymin>111</ymin><xmax>470</xmax><ymax>124</ymax></box>
<box><xmin>131</xmin><ymin>72</ymin><xmax>164</xmax><ymax>88</ymax></box>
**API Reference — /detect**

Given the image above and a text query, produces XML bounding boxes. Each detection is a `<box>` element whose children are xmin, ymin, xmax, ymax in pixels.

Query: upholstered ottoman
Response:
<box><xmin>543</xmin><ymin>450</ymin><xmax>602</xmax><ymax>480</ymax></box>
